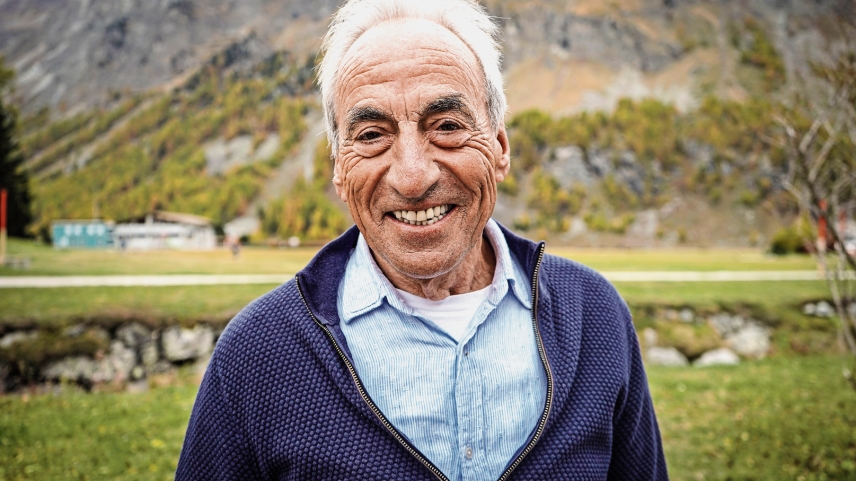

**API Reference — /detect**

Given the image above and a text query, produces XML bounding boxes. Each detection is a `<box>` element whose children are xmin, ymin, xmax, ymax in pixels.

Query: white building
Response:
<box><xmin>114</xmin><ymin>211</ymin><xmax>216</xmax><ymax>250</ymax></box>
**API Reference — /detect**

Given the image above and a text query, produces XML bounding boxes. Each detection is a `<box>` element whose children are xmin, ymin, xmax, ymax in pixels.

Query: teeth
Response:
<box><xmin>392</xmin><ymin>204</ymin><xmax>451</xmax><ymax>225</ymax></box>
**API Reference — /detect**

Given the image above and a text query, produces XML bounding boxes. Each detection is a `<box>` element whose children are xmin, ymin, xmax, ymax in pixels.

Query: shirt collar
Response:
<box><xmin>339</xmin><ymin>219</ymin><xmax>532</xmax><ymax>324</ymax></box>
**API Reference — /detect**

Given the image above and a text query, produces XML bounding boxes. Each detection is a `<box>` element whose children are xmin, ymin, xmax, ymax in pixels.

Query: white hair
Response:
<box><xmin>317</xmin><ymin>0</ymin><xmax>507</xmax><ymax>155</ymax></box>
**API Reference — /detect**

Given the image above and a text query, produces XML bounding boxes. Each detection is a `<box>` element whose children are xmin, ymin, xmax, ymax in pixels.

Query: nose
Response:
<box><xmin>386</xmin><ymin>121</ymin><xmax>440</xmax><ymax>199</ymax></box>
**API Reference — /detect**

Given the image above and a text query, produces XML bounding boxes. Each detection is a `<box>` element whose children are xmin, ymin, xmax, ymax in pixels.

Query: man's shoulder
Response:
<box><xmin>541</xmin><ymin>253</ymin><xmax>626</xmax><ymax>310</ymax></box>
<box><xmin>215</xmin><ymin>278</ymin><xmax>308</xmax><ymax>353</ymax></box>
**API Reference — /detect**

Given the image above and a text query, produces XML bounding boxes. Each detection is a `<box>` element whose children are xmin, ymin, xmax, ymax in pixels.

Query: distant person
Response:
<box><xmin>231</xmin><ymin>239</ymin><xmax>240</xmax><ymax>259</ymax></box>
<box><xmin>177</xmin><ymin>1</ymin><xmax>667</xmax><ymax>479</ymax></box>
<box><xmin>225</xmin><ymin>235</ymin><xmax>241</xmax><ymax>259</ymax></box>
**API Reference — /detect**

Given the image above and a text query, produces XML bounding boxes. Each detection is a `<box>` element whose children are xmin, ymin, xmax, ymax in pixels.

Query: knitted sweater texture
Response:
<box><xmin>176</xmin><ymin>224</ymin><xmax>668</xmax><ymax>480</ymax></box>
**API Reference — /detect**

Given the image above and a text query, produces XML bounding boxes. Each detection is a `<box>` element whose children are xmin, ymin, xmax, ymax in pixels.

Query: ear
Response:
<box><xmin>333</xmin><ymin>154</ymin><xmax>348</xmax><ymax>203</ymax></box>
<box><xmin>493</xmin><ymin>125</ymin><xmax>511</xmax><ymax>183</ymax></box>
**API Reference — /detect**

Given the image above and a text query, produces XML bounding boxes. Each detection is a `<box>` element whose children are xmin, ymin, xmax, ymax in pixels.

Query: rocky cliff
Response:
<box><xmin>1</xmin><ymin>0</ymin><xmax>853</xmax><ymax>115</ymax></box>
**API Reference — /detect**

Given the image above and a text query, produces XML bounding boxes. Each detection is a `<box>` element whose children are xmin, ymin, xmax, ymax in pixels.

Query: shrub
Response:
<box><xmin>769</xmin><ymin>226</ymin><xmax>804</xmax><ymax>255</ymax></box>
<box><xmin>527</xmin><ymin>170</ymin><xmax>585</xmax><ymax>232</ymax></box>
<box><xmin>497</xmin><ymin>171</ymin><xmax>519</xmax><ymax>196</ymax></box>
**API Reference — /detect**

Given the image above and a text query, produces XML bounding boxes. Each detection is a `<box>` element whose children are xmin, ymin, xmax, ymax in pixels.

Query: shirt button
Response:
<box><xmin>465</xmin><ymin>447</ymin><xmax>474</xmax><ymax>459</ymax></box>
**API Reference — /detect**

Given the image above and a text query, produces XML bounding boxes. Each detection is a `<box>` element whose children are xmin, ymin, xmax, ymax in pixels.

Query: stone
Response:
<box><xmin>803</xmin><ymin>303</ymin><xmax>816</xmax><ymax>315</ymax></box>
<box><xmin>141</xmin><ymin>340</ymin><xmax>160</xmax><ymax>368</ymax></box>
<box><xmin>627</xmin><ymin>209</ymin><xmax>659</xmax><ymax>240</ymax></box>
<box><xmin>0</xmin><ymin>331</ymin><xmax>38</xmax><ymax>349</ymax></box>
<box><xmin>679</xmin><ymin>308</ymin><xmax>695</xmax><ymax>323</ymax></box>
<box><xmin>89</xmin><ymin>328</ymin><xmax>111</xmax><ymax>344</ymax></box>
<box><xmin>665</xmin><ymin>309</ymin><xmax>678</xmax><ymax>321</ymax></box>
<box><xmin>848</xmin><ymin>302</ymin><xmax>856</xmax><ymax>317</ymax></box>
<box><xmin>89</xmin><ymin>341</ymin><xmax>137</xmax><ymax>384</ymax></box>
<box><xmin>568</xmin><ymin>217</ymin><xmax>588</xmax><ymax>237</ymax></box>
<box><xmin>42</xmin><ymin>356</ymin><xmax>98</xmax><ymax>382</ymax></box>
<box><xmin>162</xmin><ymin>325</ymin><xmax>214</xmax><ymax>362</ymax></box>
<box><xmin>708</xmin><ymin>313</ymin><xmax>745</xmax><ymax>337</ymax></box>
<box><xmin>148</xmin><ymin>360</ymin><xmax>175</xmax><ymax>375</ymax></box>
<box><xmin>253</xmin><ymin>133</ymin><xmax>280</xmax><ymax>161</ymax></box>
<box><xmin>545</xmin><ymin>146</ymin><xmax>593</xmax><ymax>187</ymax></box>
<box><xmin>646</xmin><ymin>347</ymin><xmax>689</xmax><ymax>367</ymax></box>
<box><xmin>62</xmin><ymin>324</ymin><xmax>86</xmax><ymax>337</ymax></box>
<box><xmin>130</xmin><ymin>365</ymin><xmax>145</xmax><ymax>381</ymax></box>
<box><xmin>727</xmin><ymin>324</ymin><xmax>771</xmax><ymax>358</ymax></box>
<box><xmin>694</xmin><ymin>348</ymin><xmax>740</xmax><ymax>367</ymax></box>
<box><xmin>106</xmin><ymin>340</ymin><xmax>136</xmax><ymax>380</ymax></box>
<box><xmin>642</xmin><ymin>328</ymin><xmax>658</xmax><ymax>348</ymax></box>
<box><xmin>205</xmin><ymin>135</ymin><xmax>255</xmax><ymax>175</ymax></box>
<box><xmin>43</xmin><ymin>341</ymin><xmax>138</xmax><ymax>385</ymax></box>
<box><xmin>126</xmin><ymin>379</ymin><xmax>149</xmax><ymax>393</ymax></box>
<box><xmin>116</xmin><ymin>323</ymin><xmax>152</xmax><ymax>348</ymax></box>
<box><xmin>815</xmin><ymin>301</ymin><xmax>834</xmax><ymax>318</ymax></box>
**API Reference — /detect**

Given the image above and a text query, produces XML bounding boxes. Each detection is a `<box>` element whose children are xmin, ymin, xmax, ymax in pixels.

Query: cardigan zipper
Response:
<box><xmin>296</xmin><ymin>241</ymin><xmax>550</xmax><ymax>481</ymax></box>
<box><xmin>296</xmin><ymin>277</ymin><xmax>449</xmax><ymax>481</ymax></box>
<box><xmin>497</xmin><ymin>243</ymin><xmax>552</xmax><ymax>481</ymax></box>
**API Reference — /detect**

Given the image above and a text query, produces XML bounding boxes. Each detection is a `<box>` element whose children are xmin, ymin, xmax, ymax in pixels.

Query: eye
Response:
<box><xmin>437</xmin><ymin>122</ymin><xmax>460</xmax><ymax>132</ymax></box>
<box><xmin>357</xmin><ymin>130</ymin><xmax>382</xmax><ymax>141</ymax></box>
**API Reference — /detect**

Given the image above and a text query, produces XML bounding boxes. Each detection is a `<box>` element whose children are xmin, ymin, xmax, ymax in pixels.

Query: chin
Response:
<box><xmin>382</xmin><ymin>248</ymin><xmax>461</xmax><ymax>280</ymax></box>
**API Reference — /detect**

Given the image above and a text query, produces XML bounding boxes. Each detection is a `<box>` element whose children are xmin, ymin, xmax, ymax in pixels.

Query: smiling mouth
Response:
<box><xmin>389</xmin><ymin>204</ymin><xmax>453</xmax><ymax>226</ymax></box>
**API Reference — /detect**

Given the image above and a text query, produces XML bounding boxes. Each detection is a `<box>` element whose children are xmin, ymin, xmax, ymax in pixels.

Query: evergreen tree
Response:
<box><xmin>0</xmin><ymin>57</ymin><xmax>32</xmax><ymax>237</ymax></box>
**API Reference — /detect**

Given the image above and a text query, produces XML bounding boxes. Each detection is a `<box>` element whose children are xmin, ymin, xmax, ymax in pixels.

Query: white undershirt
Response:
<box><xmin>395</xmin><ymin>285</ymin><xmax>493</xmax><ymax>343</ymax></box>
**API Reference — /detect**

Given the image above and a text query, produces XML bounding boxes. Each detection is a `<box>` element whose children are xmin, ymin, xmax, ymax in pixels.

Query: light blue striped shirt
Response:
<box><xmin>338</xmin><ymin>219</ymin><xmax>547</xmax><ymax>481</ymax></box>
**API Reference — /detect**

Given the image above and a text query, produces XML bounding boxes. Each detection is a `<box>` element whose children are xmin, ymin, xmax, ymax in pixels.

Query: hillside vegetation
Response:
<box><xmin>15</xmin><ymin>13</ymin><xmax>850</xmax><ymax>248</ymax></box>
<box><xmin>24</xmin><ymin>51</ymin><xmax>348</xmax><ymax>242</ymax></box>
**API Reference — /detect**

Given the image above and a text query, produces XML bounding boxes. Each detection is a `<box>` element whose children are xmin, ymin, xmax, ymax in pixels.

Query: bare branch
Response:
<box><xmin>800</xmin><ymin>118</ymin><xmax>824</xmax><ymax>154</ymax></box>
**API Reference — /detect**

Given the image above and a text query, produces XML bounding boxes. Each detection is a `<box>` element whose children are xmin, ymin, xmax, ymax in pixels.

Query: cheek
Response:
<box><xmin>342</xmin><ymin>155</ymin><xmax>387</xmax><ymax>214</ymax></box>
<box><xmin>435</xmin><ymin>148</ymin><xmax>496</xmax><ymax>198</ymax></box>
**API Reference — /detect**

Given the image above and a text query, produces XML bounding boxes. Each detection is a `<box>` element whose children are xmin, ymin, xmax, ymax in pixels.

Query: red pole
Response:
<box><xmin>0</xmin><ymin>188</ymin><xmax>6</xmax><ymax>231</ymax></box>
<box><xmin>0</xmin><ymin>188</ymin><xmax>6</xmax><ymax>265</ymax></box>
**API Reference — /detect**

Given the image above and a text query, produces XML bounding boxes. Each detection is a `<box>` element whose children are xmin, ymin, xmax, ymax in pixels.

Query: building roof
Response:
<box><xmin>151</xmin><ymin>211</ymin><xmax>212</xmax><ymax>226</ymax></box>
<box><xmin>117</xmin><ymin>211</ymin><xmax>212</xmax><ymax>227</ymax></box>
<box><xmin>51</xmin><ymin>219</ymin><xmax>115</xmax><ymax>226</ymax></box>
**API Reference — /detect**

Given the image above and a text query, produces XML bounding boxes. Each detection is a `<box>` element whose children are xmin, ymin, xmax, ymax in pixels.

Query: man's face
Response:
<box><xmin>333</xmin><ymin>19</ymin><xmax>510</xmax><ymax>280</ymax></box>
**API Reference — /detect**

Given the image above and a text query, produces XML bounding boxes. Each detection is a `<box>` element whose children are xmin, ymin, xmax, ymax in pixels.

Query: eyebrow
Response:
<box><xmin>343</xmin><ymin>93</ymin><xmax>477</xmax><ymax>140</ymax></box>
<box><xmin>345</xmin><ymin>106</ymin><xmax>395</xmax><ymax>140</ymax></box>
<box><xmin>418</xmin><ymin>93</ymin><xmax>476</xmax><ymax>129</ymax></box>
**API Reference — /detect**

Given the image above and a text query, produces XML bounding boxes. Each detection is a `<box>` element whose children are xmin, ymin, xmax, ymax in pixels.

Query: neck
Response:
<box><xmin>372</xmin><ymin>234</ymin><xmax>496</xmax><ymax>301</ymax></box>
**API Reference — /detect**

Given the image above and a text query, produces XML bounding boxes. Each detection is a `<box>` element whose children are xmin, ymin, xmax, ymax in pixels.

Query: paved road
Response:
<box><xmin>0</xmin><ymin>270</ymin><xmax>832</xmax><ymax>288</ymax></box>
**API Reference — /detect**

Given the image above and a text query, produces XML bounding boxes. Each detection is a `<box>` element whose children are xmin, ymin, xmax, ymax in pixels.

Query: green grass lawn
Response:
<box><xmin>1</xmin><ymin>355</ymin><xmax>853</xmax><ymax>480</ymax></box>
<box><xmin>0</xmin><ymin>238</ymin><xmax>317</xmax><ymax>277</ymax></box>
<box><xmin>649</xmin><ymin>355</ymin><xmax>856</xmax><ymax>480</ymax></box>
<box><xmin>1</xmin><ymin>237</ymin><xmax>821</xmax><ymax>277</ymax></box>
<box><xmin>0</xmin><ymin>279</ymin><xmax>833</xmax><ymax>329</ymax></box>
<box><xmin>0</xmin><ymin>281</ymin><xmax>830</xmax><ymax>328</ymax></box>
<box><xmin>0</xmin><ymin>284</ymin><xmax>281</xmax><ymax>328</ymax></box>
<box><xmin>615</xmin><ymin>280</ymin><xmax>830</xmax><ymax>308</ymax></box>
<box><xmin>551</xmin><ymin>246</ymin><xmax>821</xmax><ymax>272</ymax></box>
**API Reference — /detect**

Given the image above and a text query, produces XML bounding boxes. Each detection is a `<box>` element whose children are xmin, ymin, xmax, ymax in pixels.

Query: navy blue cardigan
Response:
<box><xmin>176</xmin><ymin>224</ymin><xmax>668</xmax><ymax>480</ymax></box>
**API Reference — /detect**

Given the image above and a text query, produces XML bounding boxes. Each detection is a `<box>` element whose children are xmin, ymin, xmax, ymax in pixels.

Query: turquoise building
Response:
<box><xmin>51</xmin><ymin>220</ymin><xmax>114</xmax><ymax>249</ymax></box>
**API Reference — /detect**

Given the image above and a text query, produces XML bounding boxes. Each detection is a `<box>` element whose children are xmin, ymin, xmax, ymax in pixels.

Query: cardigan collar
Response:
<box><xmin>295</xmin><ymin>220</ymin><xmax>545</xmax><ymax>361</ymax></box>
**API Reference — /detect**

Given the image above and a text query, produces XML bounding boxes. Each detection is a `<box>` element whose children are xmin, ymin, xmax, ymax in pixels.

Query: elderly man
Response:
<box><xmin>176</xmin><ymin>0</ymin><xmax>667</xmax><ymax>479</ymax></box>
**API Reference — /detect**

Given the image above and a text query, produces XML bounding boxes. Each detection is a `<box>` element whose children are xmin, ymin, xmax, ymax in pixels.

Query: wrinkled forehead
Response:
<box><xmin>335</xmin><ymin>18</ymin><xmax>487</xmax><ymax>119</ymax></box>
